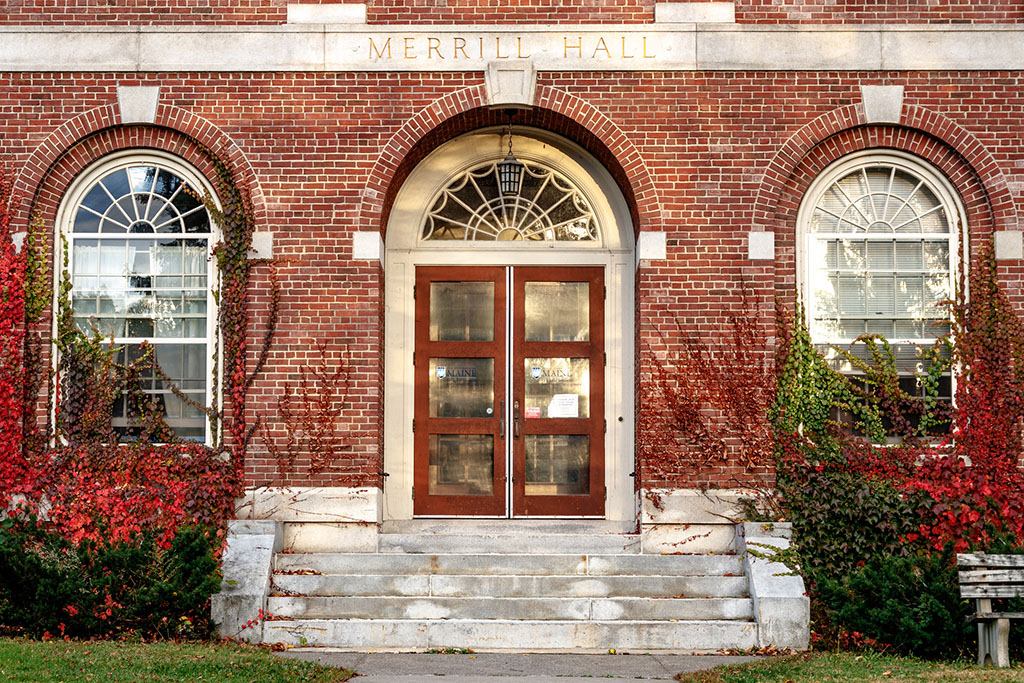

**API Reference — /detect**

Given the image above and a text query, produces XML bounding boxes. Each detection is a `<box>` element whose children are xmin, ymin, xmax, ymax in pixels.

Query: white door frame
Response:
<box><xmin>382</xmin><ymin>127</ymin><xmax>636</xmax><ymax>522</ymax></box>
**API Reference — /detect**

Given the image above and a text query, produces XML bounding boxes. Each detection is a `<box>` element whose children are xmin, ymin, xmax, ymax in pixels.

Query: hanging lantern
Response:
<box><xmin>497</xmin><ymin>122</ymin><xmax>524</xmax><ymax>197</ymax></box>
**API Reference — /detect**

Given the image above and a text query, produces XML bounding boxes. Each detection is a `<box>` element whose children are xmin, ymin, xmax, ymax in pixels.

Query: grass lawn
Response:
<box><xmin>677</xmin><ymin>652</ymin><xmax>1024</xmax><ymax>682</ymax></box>
<box><xmin>0</xmin><ymin>639</ymin><xmax>354</xmax><ymax>682</ymax></box>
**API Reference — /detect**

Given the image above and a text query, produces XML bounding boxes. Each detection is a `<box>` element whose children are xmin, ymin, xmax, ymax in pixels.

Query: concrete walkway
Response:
<box><xmin>279</xmin><ymin>650</ymin><xmax>757</xmax><ymax>682</ymax></box>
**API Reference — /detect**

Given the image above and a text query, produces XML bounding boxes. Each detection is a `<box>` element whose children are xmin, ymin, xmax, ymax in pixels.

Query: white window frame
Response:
<box><xmin>797</xmin><ymin>150</ymin><xmax>966</xmax><ymax>361</ymax></box>
<box><xmin>55</xmin><ymin>150</ymin><xmax>222</xmax><ymax>443</ymax></box>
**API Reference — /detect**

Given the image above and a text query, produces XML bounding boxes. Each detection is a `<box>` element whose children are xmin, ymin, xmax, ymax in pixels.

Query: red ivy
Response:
<box><xmin>27</xmin><ymin>441</ymin><xmax>238</xmax><ymax>548</ymax></box>
<box><xmin>0</xmin><ymin>168</ymin><xmax>29</xmax><ymax>505</ymax></box>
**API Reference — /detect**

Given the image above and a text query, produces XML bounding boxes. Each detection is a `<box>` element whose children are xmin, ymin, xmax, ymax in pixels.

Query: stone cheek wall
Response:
<box><xmin>4</xmin><ymin>68</ymin><xmax>1024</xmax><ymax>490</ymax></box>
<box><xmin>1</xmin><ymin>0</ymin><xmax>1022</xmax><ymax>25</ymax></box>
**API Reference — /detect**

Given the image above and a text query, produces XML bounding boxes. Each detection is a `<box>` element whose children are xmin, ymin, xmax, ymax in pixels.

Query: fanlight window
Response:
<box><xmin>69</xmin><ymin>160</ymin><xmax>214</xmax><ymax>440</ymax></box>
<box><xmin>804</xmin><ymin>155</ymin><xmax>959</xmax><ymax>425</ymax></box>
<box><xmin>422</xmin><ymin>161</ymin><xmax>598</xmax><ymax>242</ymax></box>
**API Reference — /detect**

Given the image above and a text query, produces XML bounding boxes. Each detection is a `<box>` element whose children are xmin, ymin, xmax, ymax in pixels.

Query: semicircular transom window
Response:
<box><xmin>805</xmin><ymin>158</ymin><xmax>957</xmax><ymax>375</ymax></box>
<box><xmin>422</xmin><ymin>161</ymin><xmax>599</xmax><ymax>242</ymax></box>
<box><xmin>69</xmin><ymin>161</ymin><xmax>214</xmax><ymax>441</ymax></box>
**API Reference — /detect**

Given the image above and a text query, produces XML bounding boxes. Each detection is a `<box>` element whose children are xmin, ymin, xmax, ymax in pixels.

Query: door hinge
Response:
<box><xmin>603</xmin><ymin>486</ymin><xmax>607</xmax><ymax>501</ymax></box>
<box><xmin>412</xmin><ymin>485</ymin><xmax>415</xmax><ymax>500</ymax></box>
<box><xmin>603</xmin><ymin>285</ymin><xmax>606</xmax><ymax>300</ymax></box>
<box><xmin>604</xmin><ymin>418</ymin><xmax>607</xmax><ymax>433</ymax></box>
<box><xmin>412</xmin><ymin>418</ymin><xmax>416</xmax><ymax>433</ymax></box>
<box><xmin>603</xmin><ymin>351</ymin><xmax>607</xmax><ymax>365</ymax></box>
<box><xmin>413</xmin><ymin>284</ymin><xmax>417</xmax><ymax>299</ymax></box>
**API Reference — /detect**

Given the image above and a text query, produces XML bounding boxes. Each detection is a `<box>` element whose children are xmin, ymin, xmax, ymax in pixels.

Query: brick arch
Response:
<box><xmin>358</xmin><ymin>84</ymin><xmax>662</xmax><ymax>240</ymax></box>
<box><xmin>11</xmin><ymin>103</ymin><xmax>263</xmax><ymax>226</ymax></box>
<box><xmin>770</xmin><ymin>126</ymin><xmax>1000</xmax><ymax>307</ymax></box>
<box><xmin>754</xmin><ymin>103</ymin><xmax>1017</xmax><ymax>236</ymax></box>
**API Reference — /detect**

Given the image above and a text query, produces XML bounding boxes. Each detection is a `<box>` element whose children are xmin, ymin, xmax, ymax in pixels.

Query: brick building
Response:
<box><xmin>3</xmin><ymin>0</ymin><xmax>1023</xmax><ymax>651</ymax></box>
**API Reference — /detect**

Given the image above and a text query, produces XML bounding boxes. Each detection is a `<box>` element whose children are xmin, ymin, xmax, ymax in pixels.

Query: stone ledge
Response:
<box><xmin>736</xmin><ymin>522</ymin><xmax>809</xmax><ymax>650</ymax></box>
<box><xmin>211</xmin><ymin>519</ymin><xmax>283</xmax><ymax>643</ymax></box>
<box><xmin>641</xmin><ymin>488</ymin><xmax>746</xmax><ymax>525</ymax></box>
<box><xmin>1</xmin><ymin>25</ymin><xmax>1023</xmax><ymax>72</ymax></box>
<box><xmin>235</xmin><ymin>486</ymin><xmax>380</xmax><ymax>523</ymax></box>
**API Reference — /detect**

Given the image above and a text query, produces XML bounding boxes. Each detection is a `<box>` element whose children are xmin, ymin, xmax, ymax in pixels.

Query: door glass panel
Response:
<box><xmin>525</xmin><ymin>435</ymin><xmax>589</xmax><ymax>495</ymax></box>
<box><xmin>524</xmin><ymin>357</ymin><xmax>589</xmax><ymax>418</ymax></box>
<box><xmin>430</xmin><ymin>282</ymin><xmax>495</xmax><ymax>341</ymax></box>
<box><xmin>429</xmin><ymin>434</ymin><xmax>494</xmax><ymax>495</ymax></box>
<box><xmin>429</xmin><ymin>358</ymin><xmax>495</xmax><ymax>417</ymax></box>
<box><xmin>524</xmin><ymin>282</ymin><xmax>589</xmax><ymax>341</ymax></box>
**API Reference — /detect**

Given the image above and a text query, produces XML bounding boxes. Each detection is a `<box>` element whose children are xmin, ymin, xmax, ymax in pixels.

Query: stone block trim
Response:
<box><xmin>117</xmin><ymin>85</ymin><xmax>160</xmax><ymax>124</ymax></box>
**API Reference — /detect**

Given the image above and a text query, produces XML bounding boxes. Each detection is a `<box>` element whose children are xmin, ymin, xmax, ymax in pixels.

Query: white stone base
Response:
<box><xmin>211</xmin><ymin>520</ymin><xmax>282</xmax><ymax>643</ymax></box>
<box><xmin>235</xmin><ymin>486</ymin><xmax>380</xmax><ymax>523</ymax></box>
<box><xmin>737</xmin><ymin>522</ymin><xmax>809</xmax><ymax>650</ymax></box>
<box><xmin>283</xmin><ymin>522</ymin><xmax>378</xmax><ymax>553</ymax></box>
<box><xmin>640</xmin><ymin>488</ymin><xmax>748</xmax><ymax>554</ymax></box>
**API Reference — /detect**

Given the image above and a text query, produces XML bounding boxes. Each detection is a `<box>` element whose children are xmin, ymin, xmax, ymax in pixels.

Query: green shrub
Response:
<box><xmin>817</xmin><ymin>549</ymin><xmax>973</xmax><ymax>660</ymax></box>
<box><xmin>779</xmin><ymin>466</ymin><xmax>922</xmax><ymax>589</ymax></box>
<box><xmin>0</xmin><ymin>514</ymin><xmax>221</xmax><ymax>639</ymax></box>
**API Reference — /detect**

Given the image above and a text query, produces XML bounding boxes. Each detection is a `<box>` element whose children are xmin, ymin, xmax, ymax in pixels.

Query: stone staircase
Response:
<box><xmin>259</xmin><ymin>522</ymin><xmax>758</xmax><ymax>651</ymax></box>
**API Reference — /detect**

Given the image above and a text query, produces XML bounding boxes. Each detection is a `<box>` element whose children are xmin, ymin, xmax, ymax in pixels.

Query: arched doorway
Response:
<box><xmin>383</xmin><ymin>127</ymin><xmax>635</xmax><ymax>521</ymax></box>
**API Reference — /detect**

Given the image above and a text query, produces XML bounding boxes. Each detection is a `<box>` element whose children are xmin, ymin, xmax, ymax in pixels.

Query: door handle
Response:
<box><xmin>513</xmin><ymin>400</ymin><xmax>520</xmax><ymax>438</ymax></box>
<box><xmin>499</xmin><ymin>400</ymin><xmax>505</xmax><ymax>439</ymax></box>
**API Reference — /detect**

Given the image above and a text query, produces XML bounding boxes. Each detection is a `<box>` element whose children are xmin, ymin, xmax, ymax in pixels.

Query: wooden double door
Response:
<box><xmin>413</xmin><ymin>266</ymin><xmax>605</xmax><ymax>517</ymax></box>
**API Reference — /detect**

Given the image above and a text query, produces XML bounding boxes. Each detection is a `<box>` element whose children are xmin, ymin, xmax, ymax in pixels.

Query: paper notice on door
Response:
<box><xmin>547</xmin><ymin>393</ymin><xmax>579</xmax><ymax>418</ymax></box>
<box><xmin>525</xmin><ymin>406</ymin><xmax>541</xmax><ymax>419</ymax></box>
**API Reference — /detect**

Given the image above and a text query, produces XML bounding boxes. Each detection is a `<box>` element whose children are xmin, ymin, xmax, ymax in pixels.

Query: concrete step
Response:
<box><xmin>378</xmin><ymin>533</ymin><xmax>641</xmax><ymax>555</ymax></box>
<box><xmin>267</xmin><ymin>595</ymin><xmax>754</xmax><ymax>621</ymax></box>
<box><xmin>262</xmin><ymin>618</ymin><xmax>758</xmax><ymax>651</ymax></box>
<box><xmin>275</xmin><ymin>552</ymin><xmax>743</xmax><ymax>576</ymax></box>
<box><xmin>272</xmin><ymin>573</ymin><xmax>749</xmax><ymax>599</ymax></box>
<box><xmin>380</xmin><ymin>520</ymin><xmax>636</xmax><ymax>535</ymax></box>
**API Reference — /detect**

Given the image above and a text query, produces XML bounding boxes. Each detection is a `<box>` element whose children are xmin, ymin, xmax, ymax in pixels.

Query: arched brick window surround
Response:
<box><xmin>756</xmin><ymin>105</ymin><xmax>1017</xmax><ymax>302</ymax></box>
<box><xmin>11</xmin><ymin>104</ymin><xmax>262</xmax><ymax>227</ymax></box>
<box><xmin>12</xmin><ymin>105</ymin><xmax>262</xmax><ymax>450</ymax></box>
<box><xmin>358</xmin><ymin>84</ymin><xmax>662</xmax><ymax>241</ymax></box>
<box><xmin>755</xmin><ymin>103</ymin><xmax>1016</xmax><ymax>241</ymax></box>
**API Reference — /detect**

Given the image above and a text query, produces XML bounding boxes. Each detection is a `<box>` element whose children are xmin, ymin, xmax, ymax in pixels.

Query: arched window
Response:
<box><xmin>422</xmin><ymin>160</ymin><xmax>598</xmax><ymax>242</ymax></box>
<box><xmin>62</xmin><ymin>152</ymin><xmax>217</xmax><ymax>441</ymax></box>
<box><xmin>800</xmin><ymin>151</ymin><xmax>961</xmax><ymax>394</ymax></box>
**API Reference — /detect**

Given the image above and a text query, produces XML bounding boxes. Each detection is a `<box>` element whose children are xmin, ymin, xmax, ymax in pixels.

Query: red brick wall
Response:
<box><xmin>736</xmin><ymin>1</ymin><xmax>1024</xmax><ymax>24</ymax></box>
<box><xmin>3</xmin><ymin>0</ymin><xmax>1022</xmax><ymax>25</ymax></box>
<box><xmin>2</xmin><ymin>70</ymin><xmax>1022</xmax><ymax>490</ymax></box>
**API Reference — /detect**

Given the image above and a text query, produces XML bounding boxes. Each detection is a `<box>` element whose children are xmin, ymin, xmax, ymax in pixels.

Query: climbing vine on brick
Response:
<box><xmin>773</xmin><ymin>243</ymin><xmax>1024</xmax><ymax>579</ymax></box>
<box><xmin>638</xmin><ymin>286</ymin><xmax>776</xmax><ymax>491</ymax></box>
<box><xmin>261</xmin><ymin>342</ymin><xmax>357</xmax><ymax>478</ymax></box>
<box><xmin>193</xmin><ymin>141</ymin><xmax>280</xmax><ymax>476</ymax></box>
<box><xmin>0</xmin><ymin>169</ymin><xmax>26</xmax><ymax>504</ymax></box>
<box><xmin>0</xmin><ymin>141</ymin><xmax>281</xmax><ymax>547</ymax></box>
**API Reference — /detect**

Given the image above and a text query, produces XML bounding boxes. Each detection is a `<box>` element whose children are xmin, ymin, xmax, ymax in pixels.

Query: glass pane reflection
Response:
<box><xmin>428</xmin><ymin>434</ymin><xmax>494</xmax><ymax>495</ymax></box>
<box><xmin>111</xmin><ymin>342</ymin><xmax>207</xmax><ymax>440</ymax></box>
<box><xmin>429</xmin><ymin>358</ymin><xmax>495</xmax><ymax>417</ymax></box>
<box><xmin>524</xmin><ymin>358</ymin><xmax>589</xmax><ymax>418</ymax></box>
<box><xmin>525</xmin><ymin>435</ymin><xmax>589</xmax><ymax>495</ymax></box>
<box><xmin>430</xmin><ymin>282</ymin><xmax>494</xmax><ymax>341</ymax></box>
<box><xmin>524</xmin><ymin>282</ymin><xmax>589</xmax><ymax>342</ymax></box>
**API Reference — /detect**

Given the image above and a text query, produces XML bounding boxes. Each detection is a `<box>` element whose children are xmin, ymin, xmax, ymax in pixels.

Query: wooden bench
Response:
<box><xmin>957</xmin><ymin>553</ymin><xmax>1024</xmax><ymax>667</ymax></box>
